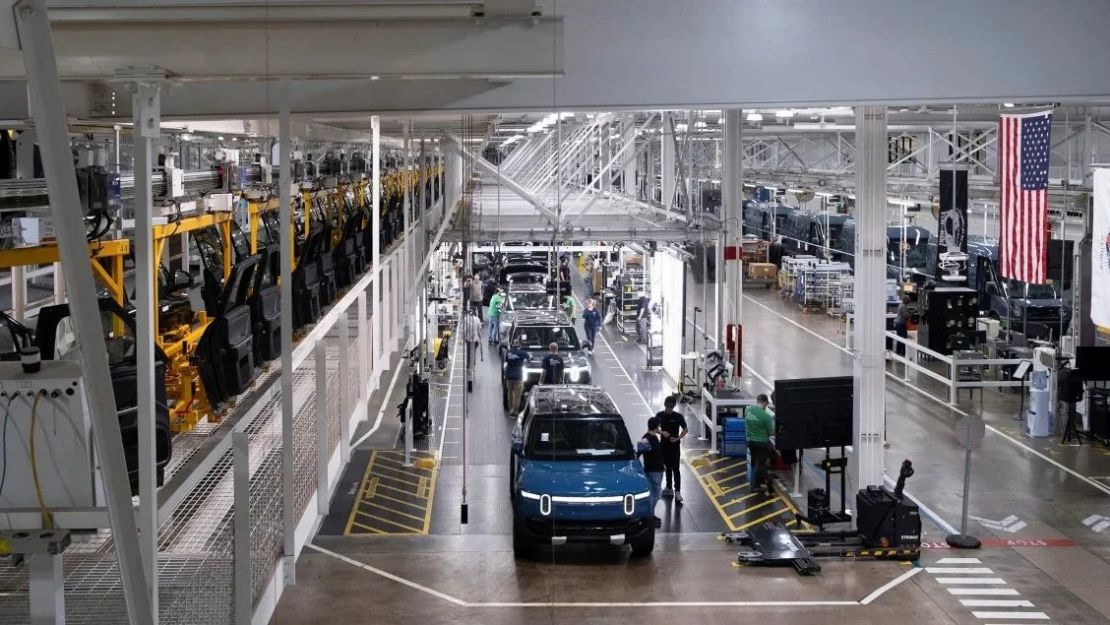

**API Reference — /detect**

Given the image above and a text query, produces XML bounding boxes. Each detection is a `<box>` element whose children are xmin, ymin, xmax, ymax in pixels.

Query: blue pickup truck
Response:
<box><xmin>509</xmin><ymin>385</ymin><xmax>655</xmax><ymax>557</ymax></box>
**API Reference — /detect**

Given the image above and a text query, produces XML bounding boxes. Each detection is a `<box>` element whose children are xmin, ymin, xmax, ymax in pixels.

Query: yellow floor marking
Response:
<box><xmin>350</xmin><ymin>521</ymin><xmax>388</xmax><ymax>534</ymax></box>
<box><xmin>734</xmin><ymin>506</ymin><xmax>790</xmax><ymax>531</ymax></box>
<box><xmin>368</xmin><ymin>490</ymin><xmax>429</xmax><ymax>511</ymax></box>
<box><xmin>718</xmin><ymin>482</ymin><xmax>749</xmax><ymax>496</ymax></box>
<box><xmin>362</xmin><ymin>502</ymin><xmax>427</xmax><ymax>523</ymax></box>
<box><xmin>701</xmin><ymin>461</ymin><xmax>746</xmax><ymax>479</ymax></box>
<box><xmin>374</xmin><ymin>454</ymin><xmax>436</xmax><ymax>475</ymax></box>
<box><xmin>370</xmin><ymin>464</ymin><xmax>425</xmax><ymax>486</ymax></box>
<box><xmin>719</xmin><ymin>491</ymin><xmax>763</xmax><ymax>507</ymax></box>
<box><xmin>713</xmin><ymin>471</ymin><xmax>749</xmax><ymax>486</ymax></box>
<box><xmin>726</xmin><ymin>496</ymin><xmax>780</xmax><ymax>520</ymax></box>
<box><xmin>344</xmin><ymin>451</ymin><xmax>379</xmax><ymax>534</ymax></box>
<box><xmin>358</xmin><ymin>512</ymin><xmax>424</xmax><ymax>533</ymax></box>
<box><xmin>374</xmin><ymin>481</ymin><xmax>425</xmax><ymax>498</ymax></box>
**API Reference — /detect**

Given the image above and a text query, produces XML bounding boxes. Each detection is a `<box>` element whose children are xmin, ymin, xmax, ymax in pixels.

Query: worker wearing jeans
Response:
<box><xmin>745</xmin><ymin>394</ymin><xmax>776</xmax><ymax>495</ymax></box>
<box><xmin>637</xmin><ymin>417</ymin><xmax>665</xmax><ymax>527</ymax></box>
<box><xmin>503</xmin><ymin>339</ymin><xmax>531</xmax><ymax>416</ymax></box>
<box><xmin>656</xmin><ymin>395</ymin><xmax>687</xmax><ymax>504</ymax></box>
<box><xmin>488</xmin><ymin>288</ymin><xmax>505</xmax><ymax>344</ymax></box>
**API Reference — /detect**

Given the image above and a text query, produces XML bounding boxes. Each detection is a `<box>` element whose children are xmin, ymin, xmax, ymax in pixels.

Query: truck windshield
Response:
<box><xmin>525</xmin><ymin>416</ymin><xmax>635</xmax><ymax>461</ymax></box>
<box><xmin>509</xmin><ymin>292</ymin><xmax>552</xmax><ymax>309</ymax></box>
<box><xmin>513</xmin><ymin>325</ymin><xmax>580</xmax><ymax>351</ymax></box>
<box><xmin>1007</xmin><ymin>280</ymin><xmax>1058</xmax><ymax>299</ymax></box>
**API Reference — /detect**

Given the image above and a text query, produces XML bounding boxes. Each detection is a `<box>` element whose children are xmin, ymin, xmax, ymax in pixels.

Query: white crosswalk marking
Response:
<box><xmin>926</xmin><ymin>567</ymin><xmax>994</xmax><ymax>574</ymax></box>
<box><xmin>936</xmin><ymin>577</ymin><xmax>1007</xmax><ymax>585</ymax></box>
<box><xmin>960</xmin><ymin>599</ymin><xmax>1035</xmax><ymax>608</ymax></box>
<box><xmin>948</xmin><ymin>588</ymin><xmax>1021</xmax><ymax>596</ymax></box>
<box><xmin>970</xmin><ymin>611</ymin><xmax>1049</xmax><ymax>620</ymax></box>
<box><xmin>938</xmin><ymin>557</ymin><xmax>982</xmax><ymax>564</ymax></box>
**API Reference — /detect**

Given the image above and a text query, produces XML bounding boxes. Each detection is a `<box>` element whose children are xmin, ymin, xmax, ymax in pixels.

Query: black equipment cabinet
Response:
<box><xmin>856</xmin><ymin>485</ymin><xmax>922</xmax><ymax>549</ymax></box>
<box><xmin>919</xmin><ymin>287</ymin><xmax>979</xmax><ymax>355</ymax></box>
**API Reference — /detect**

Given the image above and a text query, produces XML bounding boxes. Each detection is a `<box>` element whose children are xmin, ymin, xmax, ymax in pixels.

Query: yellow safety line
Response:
<box><xmin>374</xmin><ymin>481</ymin><xmax>426</xmax><ymax>498</ymax></box>
<box><xmin>693</xmin><ymin>454</ymin><xmax>737</xmax><ymax>467</ymax></box>
<box><xmin>683</xmin><ymin>454</ymin><xmax>740</xmax><ymax>531</ymax></box>
<box><xmin>416</xmin><ymin>476</ymin><xmax>430</xmax><ymax>499</ymax></box>
<box><xmin>344</xmin><ymin>451</ymin><xmax>379</xmax><ymax>535</ymax></box>
<box><xmin>714</xmin><ymin>471</ymin><xmax>748</xmax><ymax>486</ymax></box>
<box><xmin>349</xmin><ymin>521</ymin><xmax>388</xmax><ymax>534</ymax></box>
<box><xmin>726</xmin><ymin>496</ymin><xmax>781</xmax><ymax>520</ymax></box>
<box><xmin>374</xmin><ymin>454</ymin><xmax>436</xmax><ymax>475</ymax></box>
<box><xmin>361</xmin><ymin>502</ymin><xmax>427</xmax><ymax>524</ymax></box>
<box><xmin>366</xmin><ymin>490</ymin><xmax>429</xmax><ymax>511</ymax></box>
<box><xmin>719</xmin><ymin>491</ymin><xmax>763</xmax><ymax>507</ymax></box>
<box><xmin>733</xmin><ymin>506</ymin><xmax>790</xmax><ymax>531</ymax></box>
<box><xmin>357</xmin><ymin>512</ymin><xmax>425</xmax><ymax>533</ymax></box>
<box><xmin>701</xmin><ymin>461</ymin><xmax>746</xmax><ymax>479</ymax></box>
<box><xmin>718</xmin><ymin>482</ymin><xmax>749</xmax><ymax>496</ymax></box>
<box><xmin>370</xmin><ymin>465</ymin><xmax>425</xmax><ymax>487</ymax></box>
<box><xmin>422</xmin><ymin>451</ymin><xmax>439</xmax><ymax>533</ymax></box>
<box><xmin>363</xmin><ymin>477</ymin><xmax>379</xmax><ymax>500</ymax></box>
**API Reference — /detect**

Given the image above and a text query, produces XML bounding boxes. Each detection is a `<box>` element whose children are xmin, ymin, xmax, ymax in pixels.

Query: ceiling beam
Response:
<box><xmin>0</xmin><ymin>15</ymin><xmax>563</xmax><ymax>81</ymax></box>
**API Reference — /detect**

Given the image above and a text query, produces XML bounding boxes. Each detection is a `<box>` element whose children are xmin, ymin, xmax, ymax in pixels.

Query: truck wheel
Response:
<box><xmin>630</xmin><ymin>525</ymin><xmax>655</xmax><ymax>557</ymax></box>
<box><xmin>512</xmin><ymin>517</ymin><xmax>533</xmax><ymax>558</ymax></box>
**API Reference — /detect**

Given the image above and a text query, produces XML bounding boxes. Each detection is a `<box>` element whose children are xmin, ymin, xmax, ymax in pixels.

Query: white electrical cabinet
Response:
<box><xmin>0</xmin><ymin>360</ymin><xmax>101</xmax><ymax>527</ymax></box>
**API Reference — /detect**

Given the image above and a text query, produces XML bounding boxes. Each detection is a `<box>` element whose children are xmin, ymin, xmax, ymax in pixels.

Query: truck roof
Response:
<box><xmin>529</xmin><ymin>385</ymin><xmax>619</xmax><ymax>415</ymax></box>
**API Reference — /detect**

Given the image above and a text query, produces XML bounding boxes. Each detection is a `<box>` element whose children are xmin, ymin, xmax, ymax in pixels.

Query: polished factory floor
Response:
<box><xmin>272</xmin><ymin>266</ymin><xmax>1110</xmax><ymax>625</ymax></box>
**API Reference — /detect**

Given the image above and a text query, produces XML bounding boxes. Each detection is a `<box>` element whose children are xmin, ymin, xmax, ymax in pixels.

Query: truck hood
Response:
<box><xmin>517</xmin><ymin>459</ymin><xmax>650</xmax><ymax>498</ymax></box>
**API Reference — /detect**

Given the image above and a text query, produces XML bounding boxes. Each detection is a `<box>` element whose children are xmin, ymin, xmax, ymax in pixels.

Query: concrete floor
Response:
<box><xmin>272</xmin><ymin>265</ymin><xmax>1110</xmax><ymax>625</ymax></box>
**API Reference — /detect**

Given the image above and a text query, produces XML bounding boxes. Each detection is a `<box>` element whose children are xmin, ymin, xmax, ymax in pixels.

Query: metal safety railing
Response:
<box><xmin>883</xmin><ymin>330</ymin><xmax>1027</xmax><ymax>407</ymax></box>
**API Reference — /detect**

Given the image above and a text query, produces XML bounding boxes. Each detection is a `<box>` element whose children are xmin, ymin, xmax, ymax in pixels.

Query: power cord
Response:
<box><xmin>29</xmin><ymin>390</ymin><xmax>55</xmax><ymax>529</ymax></box>
<box><xmin>0</xmin><ymin>395</ymin><xmax>12</xmax><ymax>503</ymax></box>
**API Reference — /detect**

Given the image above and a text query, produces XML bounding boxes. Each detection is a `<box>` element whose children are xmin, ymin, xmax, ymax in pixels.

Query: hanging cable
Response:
<box><xmin>29</xmin><ymin>390</ymin><xmax>55</xmax><ymax>529</ymax></box>
<box><xmin>0</xmin><ymin>395</ymin><xmax>13</xmax><ymax>503</ymax></box>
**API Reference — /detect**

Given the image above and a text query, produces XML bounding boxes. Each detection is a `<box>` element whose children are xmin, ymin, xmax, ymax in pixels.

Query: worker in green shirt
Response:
<box><xmin>562</xmin><ymin>293</ymin><xmax>577</xmax><ymax>323</ymax></box>
<box><xmin>744</xmin><ymin>394</ymin><xmax>775</xmax><ymax>496</ymax></box>
<box><xmin>488</xmin><ymin>288</ymin><xmax>506</xmax><ymax>344</ymax></box>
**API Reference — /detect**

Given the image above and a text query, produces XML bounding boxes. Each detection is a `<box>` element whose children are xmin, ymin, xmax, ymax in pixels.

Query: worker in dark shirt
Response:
<box><xmin>582</xmin><ymin>298</ymin><xmax>602</xmax><ymax>352</ymax></box>
<box><xmin>656</xmin><ymin>395</ymin><xmax>688</xmax><ymax>504</ymax></box>
<box><xmin>636</xmin><ymin>417</ymin><xmax>665</xmax><ymax>527</ymax></box>
<box><xmin>540</xmin><ymin>342</ymin><xmax>565</xmax><ymax>385</ymax></box>
<box><xmin>503</xmin><ymin>339</ymin><xmax>532</xmax><ymax>416</ymax></box>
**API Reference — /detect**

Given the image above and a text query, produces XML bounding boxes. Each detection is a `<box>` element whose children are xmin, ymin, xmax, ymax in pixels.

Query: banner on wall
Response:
<box><xmin>1093</xmin><ymin>169</ymin><xmax>1110</xmax><ymax>328</ymax></box>
<box><xmin>935</xmin><ymin>164</ymin><xmax>969</xmax><ymax>282</ymax></box>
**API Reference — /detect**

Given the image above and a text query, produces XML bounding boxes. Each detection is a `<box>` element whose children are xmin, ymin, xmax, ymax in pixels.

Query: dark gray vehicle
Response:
<box><xmin>500</xmin><ymin>310</ymin><xmax>592</xmax><ymax>409</ymax></box>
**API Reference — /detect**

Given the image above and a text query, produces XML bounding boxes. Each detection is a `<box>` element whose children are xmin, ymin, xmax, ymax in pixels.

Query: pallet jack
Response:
<box><xmin>724</xmin><ymin>459</ymin><xmax>921</xmax><ymax>575</ymax></box>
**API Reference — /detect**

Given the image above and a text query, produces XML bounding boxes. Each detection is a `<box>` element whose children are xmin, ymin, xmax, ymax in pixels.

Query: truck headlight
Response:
<box><xmin>520</xmin><ymin>490</ymin><xmax>542</xmax><ymax>500</ymax></box>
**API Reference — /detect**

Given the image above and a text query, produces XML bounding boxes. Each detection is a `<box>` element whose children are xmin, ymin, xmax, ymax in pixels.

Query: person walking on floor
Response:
<box><xmin>503</xmin><ymin>339</ymin><xmax>532</xmax><ymax>416</ymax></box>
<box><xmin>562</xmin><ymin>293</ymin><xmax>577</xmax><ymax>324</ymax></box>
<box><xmin>468</xmin><ymin>271</ymin><xmax>484</xmax><ymax>319</ymax></box>
<box><xmin>488</xmin><ymin>287</ymin><xmax>506</xmax><ymax>344</ymax></box>
<box><xmin>636</xmin><ymin>417</ymin><xmax>665</xmax><ymax>528</ymax></box>
<box><xmin>656</xmin><ymin>395</ymin><xmax>688</xmax><ymax>503</ymax></box>
<box><xmin>540</xmin><ymin>342</ymin><xmax>565</xmax><ymax>385</ymax></box>
<box><xmin>582</xmin><ymin>298</ymin><xmax>601</xmax><ymax>353</ymax></box>
<box><xmin>745</xmin><ymin>394</ymin><xmax>776</xmax><ymax>496</ymax></box>
<box><xmin>460</xmin><ymin>309</ymin><xmax>483</xmax><ymax>392</ymax></box>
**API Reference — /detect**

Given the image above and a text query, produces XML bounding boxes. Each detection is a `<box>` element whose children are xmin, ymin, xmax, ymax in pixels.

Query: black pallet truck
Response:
<box><xmin>724</xmin><ymin>460</ymin><xmax>921</xmax><ymax>575</ymax></box>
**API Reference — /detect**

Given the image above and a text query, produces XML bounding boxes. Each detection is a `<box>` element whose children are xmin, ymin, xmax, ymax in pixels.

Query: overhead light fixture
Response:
<box><xmin>746</xmin><ymin>112</ymin><xmax>763</xmax><ymax>122</ymax></box>
<box><xmin>774</xmin><ymin>109</ymin><xmax>794</xmax><ymax>119</ymax></box>
<box><xmin>370</xmin><ymin>75</ymin><xmax>380</xmax><ymax>81</ymax></box>
<box><xmin>1003</xmin><ymin>102</ymin><xmax>1014</xmax><ymax>108</ymax></box>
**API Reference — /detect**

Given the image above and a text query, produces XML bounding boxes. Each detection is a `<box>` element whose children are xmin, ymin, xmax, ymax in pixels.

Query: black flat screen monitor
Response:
<box><xmin>1076</xmin><ymin>346</ymin><xmax>1110</xmax><ymax>381</ymax></box>
<box><xmin>773</xmin><ymin>376</ymin><xmax>854</xmax><ymax>450</ymax></box>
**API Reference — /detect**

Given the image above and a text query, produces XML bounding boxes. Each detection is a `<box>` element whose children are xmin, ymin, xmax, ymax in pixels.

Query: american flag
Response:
<box><xmin>999</xmin><ymin>110</ymin><xmax>1052</xmax><ymax>284</ymax></box>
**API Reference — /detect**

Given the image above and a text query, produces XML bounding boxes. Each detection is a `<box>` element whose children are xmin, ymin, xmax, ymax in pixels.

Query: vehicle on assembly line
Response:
<box><xmin>499</xmin><ymin>263</ymin><xmax>549</xmax><ymax>287</ymax></box>
<box><xmin>837</xmin><ymin>221</ymin><xmax>932</xmax><ymax>281</ymax></box>
<box><xmin>500</xmin><ymin>310</ymin><xmax>591</xmax><ymax>407</ymax></box>
<box><xmin>925</xmin><ymin>235</ymin><xmax>1071</xmax><ymax>340</ymax></box>
<box><xmin>743</xmin><ymin>200</ymin><xmax>794</xmax><ymax>241</ymax></box>
<box><xmin>509</xmin><ymin>385</ymin><xmax>655</xmax><ymax>557</ymax></box>
<box><xmin>498</xmin><ymin>282</ymin><xmax>556</xmax><ymax>347</ymax></box>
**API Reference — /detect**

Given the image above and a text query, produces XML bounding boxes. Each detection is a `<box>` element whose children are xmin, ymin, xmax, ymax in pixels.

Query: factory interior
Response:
<box><xmin>2</xmin><ymin>1</ymin><xmax>1110</xmax><ymax>624</ymax></box>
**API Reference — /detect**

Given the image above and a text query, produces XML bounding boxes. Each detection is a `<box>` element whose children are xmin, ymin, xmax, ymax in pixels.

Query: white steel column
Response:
<box><xmin>10</xmin><ymin>265</ymin><xmax>26</xmax><ymax>323</ymax></box>
<box><xmin>853</xmin><ymin>105</ymin><xmax>888</xmax><ymax>487</ymax></box>
<box><xmin>402</xmin><ymin>123</ymin><xmax>413</xmax><ymax>352</ymax></box>
<box><xmin>371</xmin><ymin>117</ymin><xmax>383</xmax><ymax>387</ymax></box>
<box><xmin>722</xmin><ymin>109</ymin><xmax>744</xmax><ymax>357</ymax></box>
<box><xmin>622</xmin><ymin>119</ymin><xmax>637</xmax><ymax>197</ymax></box>
<box><xmin>51</xmin><ymin>262</ymin><xmax>64</xmax><ymax>303</ymax></box>
<box><xmin>277</xmin><ymin>81</ymin><xmax>296</xmax><ymax>586</ymax></box>
<box><xmin>14</xmin><ymin>2</ymin><xmax>155</xmax><ymax>623</ymax></box>
<box><xmin>128</xmin><ymin>72</ymin><xmax>162</xmax><ymax>620</ymax></box>
<box><xmin>661</xmin><ymin>112</ymin><xmax>676</xmax><ymax>212</ymax></box>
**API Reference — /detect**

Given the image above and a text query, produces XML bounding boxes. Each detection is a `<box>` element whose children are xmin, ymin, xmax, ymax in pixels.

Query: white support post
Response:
<box><xmin>10</xmin><ymin>265</ymin><xmax>26</xmax><ymax>323</ymax></box>
<box><xmin>14</xmin><ymin>3</ymin><xmax>154</xmax><ymax>623</ymax></box>
<box><xmin>27</xmin><ymin>553</ymin><xmax>65</xmax><ymax>625</ymax></box>
<box><xmin>315</xmin><ymin>339</ymin><xmax>329</xmax><ymax>516</ymax></box>
<box><xmin>371</xmin><ymin>116</ymin><xmax>383</xmax><ymax>389</ymax></box>
<box><xmin>622</xmin><ymin>119</ymin><xmax>637</xmax><ymax>197</ymax></box>
<box><xmin>277</xmin><ymin>80</ymin><xmax>296</xmax><ymax>586</ymax></box>
<box><xmin>51</xmin><ymin>262</ymin><xmax>63</xmax><ymax>303</ymax></box>
<box><xmin>357</xmin><ymin>291</ymin><xmax>370</xmax><ymax>408</ymax></box>
<box><xmin>853</xmin><ymin>105</ymin><xmax>889</xmax><ymax>488</ymax></box>
<box><xmin>403</xmin><ymin>123</ymin><xmax>413</xmax><ymax>355</ymax></box>
<box><xmin>722</xmin><ymin>109</ymin><xmax>744</xmax><ymax>359</ymax></box>
<box><xmin>232</xmin><ymin>431</ymin><xmax>250</xmax><ymax>625</ymax></box>
<box><xmin>661</xmin><ymin>112</ymin><xmax>676</xmax><ymax>212</ymax></box>
<box><xmin>127</xmin><ymin>71</ymin><xmax>164</xmax><ymax>622</ymax></box>
<box><xmin>338</xmin><ymin>311</ymin><xmax>351</xmax><ymax>464</ymax></box>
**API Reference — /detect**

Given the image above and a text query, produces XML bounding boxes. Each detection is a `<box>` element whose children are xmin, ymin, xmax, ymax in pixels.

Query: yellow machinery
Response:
<box><xmin>0</xmin><ymin>239</ymin><xmax>131</xmax><ymax>310</ymax></box>
<box><xmin>152</xmin><ymin>212</ymin><xmax>233</xmax><ymax>432</ymax></box>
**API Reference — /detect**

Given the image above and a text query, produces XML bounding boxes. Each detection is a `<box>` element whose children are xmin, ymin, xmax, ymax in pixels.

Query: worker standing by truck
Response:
<box><xmin>656</xmin><ymin>395</ymin><xmax>687</xmax><ymax>504</ymax></box>
<box><xmin>582</xmin><ymin>298</ymin><xmax>602</xmax><ymax>353</ymax></box>
<box><xmin>488</xmin><ymin>287</ymin><xmax>506</xmax><ymax>344</ymax></box>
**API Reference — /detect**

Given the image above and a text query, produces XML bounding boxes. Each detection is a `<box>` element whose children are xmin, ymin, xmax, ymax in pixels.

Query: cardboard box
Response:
<box><xmin>746</xmin><ymin>262</ymin><xmax>777</xmax><ymax>280</ymax></box>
